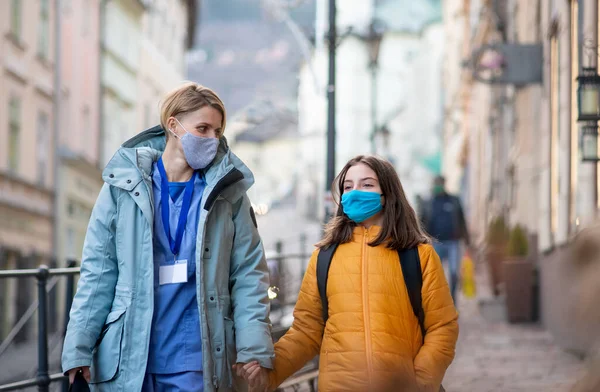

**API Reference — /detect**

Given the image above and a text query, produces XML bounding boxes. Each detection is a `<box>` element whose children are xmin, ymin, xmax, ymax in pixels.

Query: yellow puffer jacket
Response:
<box><xmin>270</xmin><ymin>226</ymin><xmax>459</xmax><ymax>392</ymax></box>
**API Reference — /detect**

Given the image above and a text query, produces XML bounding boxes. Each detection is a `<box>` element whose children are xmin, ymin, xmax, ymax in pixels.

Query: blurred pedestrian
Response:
<box><xmin>237</xmin><ymin>155</ymin><xmax>458</xmax><ymax>392</ymax></box>
<box><xmin>61</xmin><ymin>82</ymin><xmax>274</xmax><ymax>391</ymax></box>
<box><xmin>421</xmin><ymin>175</ymin><xmax>470</xmax><ymax>304</ymax></box>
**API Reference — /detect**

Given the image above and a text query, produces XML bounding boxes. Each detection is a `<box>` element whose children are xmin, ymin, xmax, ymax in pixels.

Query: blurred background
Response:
<box><xmin>1</xmin><ymin>0</ymin><xmax>600</xmax><ymax>391</ymax></box>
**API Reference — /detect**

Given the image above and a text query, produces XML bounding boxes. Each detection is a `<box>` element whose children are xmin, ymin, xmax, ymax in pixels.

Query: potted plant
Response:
<box><xmin>503</xmin><ymin>225</ymin><xmax>533</xmax><ymax>323</ymax></box>
<box><xmin>485</xmin><ymin>216</ymin><xmax>509</xmax><ymax>296</ymax></box>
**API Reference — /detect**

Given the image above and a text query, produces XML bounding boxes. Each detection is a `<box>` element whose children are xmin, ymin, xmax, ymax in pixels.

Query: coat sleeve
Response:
<box><xmin>229</xmin><ymin>194</ymin><xmax>275</xmax><ymax>368</ymax></box>
<box><xmin>413</xmin><ymin>245</ymin><xmax>459</xmax><ymax>392</ymax></box>
<box><xmin>269</xmin><ymin>250</ymin><xmax>324</xmax><ymax>388</ymax></box>
<box><xmin>62</xmin><ymin>184</ymin><xmax>120</xmax><ymax>373</ymax></box>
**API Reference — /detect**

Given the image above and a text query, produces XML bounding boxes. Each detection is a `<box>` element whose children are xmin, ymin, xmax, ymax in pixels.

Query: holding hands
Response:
<box><xmin>233</xmin><ymin>361</ymin><xmax>271</xmax><ymax>392</ymax></box>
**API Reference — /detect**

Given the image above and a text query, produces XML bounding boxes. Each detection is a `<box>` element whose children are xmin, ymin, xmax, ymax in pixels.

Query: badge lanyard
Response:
<box><xmin>157</xmin><ymin>157</ymin><xmax>196</xmax><ymax>258</ymax></box>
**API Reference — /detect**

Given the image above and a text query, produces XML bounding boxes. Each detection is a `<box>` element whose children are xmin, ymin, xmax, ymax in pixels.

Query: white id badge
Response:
<box><xmin>159</xmin><ymin>259</ymin><xmax>188</xmax><ymax>285</ymax></box>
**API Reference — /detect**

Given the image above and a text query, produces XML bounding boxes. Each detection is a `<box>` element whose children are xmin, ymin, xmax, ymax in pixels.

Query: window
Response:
<box><xmin>8</xmin><ymin>97</ymin><xmax>21</xmax><ymax>173</ymax></box>
<box><xmin>81</xmin><ymin>105</ymin><xmax>90</xmax><ymax>154</ymax></box>
<box><xmin>83</xmin><ymin>105</ymin><xmax>91</xmax><ymax>127</ymax></box>
<box><xmin>550</xmin><ymin>35</ymin><xmax>560</xmax><ymax>236</ymax></box>
<box><xmin>67</xmin><ymin>201</ymin><xmax>75</xmax><ymax>216</ymax></box>
<box><xmin>10</xmin><ymin>0</ymin><xmax>22</xmax><ymax>40</ymax></box>
<box><xmin>37</xmin><ymin>112</ymin><xmax>50</xmax><ymax>186</ymax></box>
<box><xmin>38</xmin><ymin>0</ymin><xmax>51</xmax><ymax>59</ymax></box>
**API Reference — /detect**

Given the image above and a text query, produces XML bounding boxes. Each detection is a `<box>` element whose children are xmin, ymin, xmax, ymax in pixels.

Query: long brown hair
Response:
<box><xmin>317</xmin><ymin>155</ymin><xmax>431</xmax><ymax>250</ymax></box>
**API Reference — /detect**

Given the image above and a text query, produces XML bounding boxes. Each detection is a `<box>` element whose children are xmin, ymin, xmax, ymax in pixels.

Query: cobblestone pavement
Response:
<box><xmin>443</xmin><ymin>268</ymin><xmax>586</xmax><ymax>392</ymax></box>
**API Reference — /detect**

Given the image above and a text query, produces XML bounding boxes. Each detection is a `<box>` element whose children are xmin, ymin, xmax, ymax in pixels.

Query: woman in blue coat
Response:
<box><xmin>62</xmin><ymin>83</ymin><xmax>274</xmax><ymax>391</ymax></box>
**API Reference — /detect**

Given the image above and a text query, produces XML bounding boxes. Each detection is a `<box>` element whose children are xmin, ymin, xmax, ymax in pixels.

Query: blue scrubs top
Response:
<box><xmin>146</xmin><ymin>161</ymin><xmax>206</xmax><ymax>374</ymax></box>
<box><xmin>168</xmin><ymin>182</ymin><xmax>187</xmax><ymax>200</ymax></box>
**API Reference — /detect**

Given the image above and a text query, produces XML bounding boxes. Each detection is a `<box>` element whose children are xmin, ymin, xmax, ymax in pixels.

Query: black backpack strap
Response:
<box><xmin>316</xmin><ymin>244</ymin><xmax>339</xmax><ymax>324</ymax></box>
<box><xmin>398</xmin><ymin>247</ymin><xmax>426</xmax><ymax>342</ymax></box>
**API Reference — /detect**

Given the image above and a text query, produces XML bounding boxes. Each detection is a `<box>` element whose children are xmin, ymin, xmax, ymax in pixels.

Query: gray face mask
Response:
<box><xmin>169</xmin><ymin>119</ymin><xmax>219</xmax><ymax>170</ymax></box>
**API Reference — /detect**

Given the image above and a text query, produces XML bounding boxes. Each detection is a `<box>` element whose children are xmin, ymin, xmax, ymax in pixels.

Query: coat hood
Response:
<box><xmin>101</xmin><ymin>125</ymin><xmax>255</xmax><ymax>198</ymax></box>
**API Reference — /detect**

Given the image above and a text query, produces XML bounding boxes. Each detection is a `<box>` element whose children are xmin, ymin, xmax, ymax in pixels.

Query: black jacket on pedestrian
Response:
<box><xmin>421</xmin><ymin>192</ymin><xmax>470</xmax><ymax>245</ymax></box>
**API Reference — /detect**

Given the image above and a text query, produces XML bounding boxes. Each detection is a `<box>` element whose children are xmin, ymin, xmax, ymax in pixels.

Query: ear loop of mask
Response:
<box><xmin>168</xmin><ymin>128</ymin><xmax>180</xmax><ymax>139</ymax></box>
<box><xmin>168</xmin><ymin>118</ymin><xmax>185</xmax><ymax>139</ymax></box>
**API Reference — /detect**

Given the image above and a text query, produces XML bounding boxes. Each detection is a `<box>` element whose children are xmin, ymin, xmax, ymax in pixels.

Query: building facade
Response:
<box><xmin>0</xmin><ymin>0</ymin><xmax>57</xmax><ymax>342</ymax></box>
<box><xmin>442</xmin><ymin>0</ymin><xmax>600</xmax><ymax>355</ymax></box>
<box><xmin>137</xmin><ymin>0</ymin><xmax>191</xmax><ymax>132</ymax></box>
<box><xmin>100</xmin><ymin>0</ymin><xmax>145</xmax><ymax>167</ymax></box>
<box><xmin>0</xmin><ymin>0</ymin><xmax>197</xmax><ymax>369</ymax></box>
<box><xmin>56</xmin><ymin>0</ymin><xmax>104</xmax><ymax>269</ymax></box>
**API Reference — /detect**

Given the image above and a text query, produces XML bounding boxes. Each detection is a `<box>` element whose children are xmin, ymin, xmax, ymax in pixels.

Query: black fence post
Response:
<box><xmin>36</xmin><ymin>265</ymin><xmax>50</xmax><ymax>392</ymax></box>
<box><xmin>63</xmin><ymin>259</ymin><xmax>76</xmax><ymax>333</ymax></box>
<box><xmin>62</xmin><ymin>259</ymin><xmax>77</xmax><ymax>392</ymax></box>
<box><xmin>48</xmin><ymin>258</ymin><xmax>58</xmax><ymax>334</ymax></box>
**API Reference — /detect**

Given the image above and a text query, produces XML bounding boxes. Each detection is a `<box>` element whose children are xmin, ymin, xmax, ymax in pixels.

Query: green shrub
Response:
<box><xmin>487</xmin><ymin>216</ymin><xmax>509</xmax><ymax>247</ymax></box>
<box><xmin>507</xmin><ymin>225</ymin><xmax>529</xmax><ymax>257</ymax></box>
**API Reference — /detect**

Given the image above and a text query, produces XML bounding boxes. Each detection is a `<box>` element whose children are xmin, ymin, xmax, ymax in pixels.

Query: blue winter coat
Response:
<box><xmin>61</xmin><ymin>126</ymin><xmax>274</xmax><ymax>391</ymax></box>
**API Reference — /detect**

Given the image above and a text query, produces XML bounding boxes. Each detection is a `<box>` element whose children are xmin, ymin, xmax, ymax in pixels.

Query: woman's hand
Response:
<box><xmin>233</xmin><ymin>361</ymin><xmax>270</xmax><ymax>392</ymax></box>
<box><xmin>67</xmin><ymin>367</ymin><xmax>90</xmax><ymax>384</ymax></box>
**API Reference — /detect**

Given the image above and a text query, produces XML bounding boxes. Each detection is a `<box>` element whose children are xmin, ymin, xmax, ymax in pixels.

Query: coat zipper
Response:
<box><xmin>362</xmin><ymin>228</ymin><xmax>374</xmax><ymax>384</ymax></box>
<box><xmin>197</xmin><ymin>167</ymin><xmax>244</xmax><ymax>388</ymax></box>
<box><xmin>198</xmin><ymin>194</ymin><xmax>219</xmax><ymax>388</ymax></box>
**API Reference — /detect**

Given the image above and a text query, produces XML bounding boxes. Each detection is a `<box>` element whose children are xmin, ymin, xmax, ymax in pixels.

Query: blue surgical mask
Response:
<box><xmin>169</xmin><ymin>118</ymin><xmax>219</xmax><ymax>170</ymax></box>
<box><xmin>341</xmin><ymin>190</ymin><xmax>383</xmax><ymax>223</ymax></box>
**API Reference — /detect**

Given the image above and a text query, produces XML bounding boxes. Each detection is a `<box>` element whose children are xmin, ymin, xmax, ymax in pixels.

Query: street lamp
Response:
<box><xmin>577</xmin><ymin>67</ymin><xmax>600</xmax><ymax>122</ymax></box>
<box><xmin>366</xmin><ymin>20</ymin><xmax>384</xmax><ymax>68</ymax></box>
<box><xmin>365</xmin><ymin>19</ymin><xmax>385</xmax><ymax>154</ymax></box>
<box><xmin>580</xmin><ymin>122</ymin><xmax>600</xmax><ymax>162</ymax></box>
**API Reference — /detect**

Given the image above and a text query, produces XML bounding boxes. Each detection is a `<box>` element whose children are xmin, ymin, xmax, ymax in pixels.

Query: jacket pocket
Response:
<box><xmin>90</xmin><ymin>307</ymin><xmax>126</xmax><ymax>384</ymax></box>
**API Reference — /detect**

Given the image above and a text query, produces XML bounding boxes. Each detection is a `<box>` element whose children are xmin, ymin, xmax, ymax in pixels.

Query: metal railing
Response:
<box><xmin>0</xmin><ymin>246</ymin><xmax>315</xmax><ymax>392</ymax></box>
<box><xmin>267</xmin><ymin>237</ymin><xmax>311</xmax><ymax>309</ymax></box>
<box><xmin>268</xmin><ymin>242</ymin><xmax>319</xmax><ymax>392</ymax></box>
<box><xmin>0</xmin><ymin>261</ymin><xmax>79</xmax><ymax>392</ymax></box>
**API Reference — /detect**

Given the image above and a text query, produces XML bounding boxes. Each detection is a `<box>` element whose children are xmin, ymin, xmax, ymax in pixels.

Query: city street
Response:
<box><xmin>443</xmin><ymin>266</ymin><xmax>585</xmax><ymax>392</ymax></box>
<box><xmin>2</xmin><ymin>0</ymin><xmax>599</xmax><ymax>391</ymax></box>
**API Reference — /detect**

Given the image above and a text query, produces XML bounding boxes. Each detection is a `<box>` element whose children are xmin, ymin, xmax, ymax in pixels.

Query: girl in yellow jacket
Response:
<box><xmin>237</xmin><ymin>155</ymin><xmax>459</xmax><ymax>392</ymax></box>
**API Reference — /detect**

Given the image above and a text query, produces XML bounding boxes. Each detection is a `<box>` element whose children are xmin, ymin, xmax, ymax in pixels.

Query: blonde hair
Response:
<box><xmin>160</xmin><ymin>82</ymin><xmax>226</xmax><ymax>136</ymax></box>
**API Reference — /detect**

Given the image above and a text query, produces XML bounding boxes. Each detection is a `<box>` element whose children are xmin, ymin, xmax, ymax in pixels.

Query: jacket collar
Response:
<box><xmin>353</xmin><ymin>225</ymin><xmax>382</xmax><ymax>239</ymax></box>
<box><xmin>101</xmin><ymin>125</ymin><xmax>255</xmax><ymax>195</ymax></box>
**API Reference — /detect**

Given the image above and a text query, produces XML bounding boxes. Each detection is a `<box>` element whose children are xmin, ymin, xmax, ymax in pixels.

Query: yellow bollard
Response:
<box><xmin>461</xmin><ymin>251</ymin><xmax>476</xmax><ymax>298</ymax></box>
